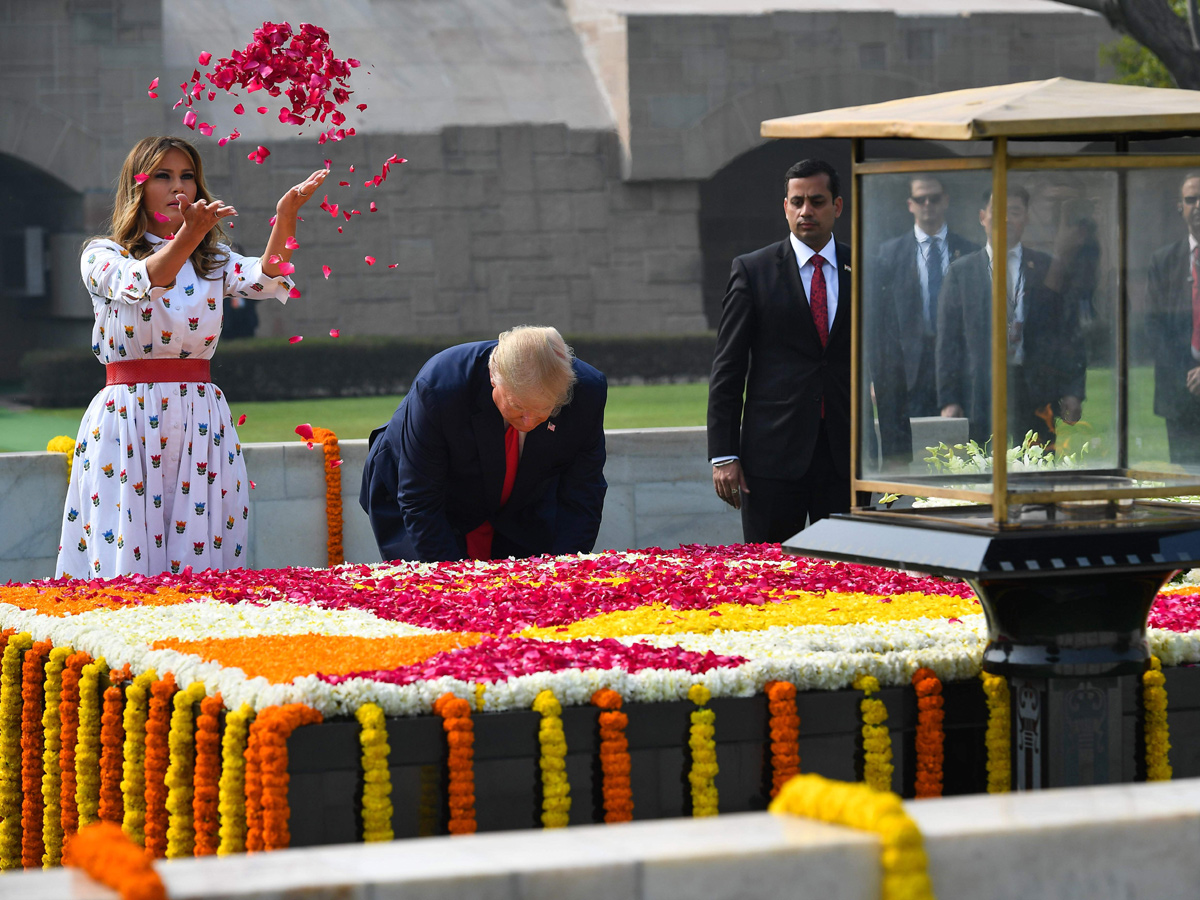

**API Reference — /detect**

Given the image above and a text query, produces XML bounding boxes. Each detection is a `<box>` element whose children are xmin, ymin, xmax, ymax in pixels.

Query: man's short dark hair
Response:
<box><xmin>784</xmin><ymin>159</ymin><xmax>840</xmax><ymax>200</ymax></box>
<box><xmin>1180</xmin><ymin>172</ymin><xmax>1200</xmax><ymax>193</ymax></box>
<box><xmin>982</xmin><ymin>185</ymin><xmax>1030</xmax><ymax>209</ymax></box>
<box><xmin>909</xmin><ymin>174</ymin><xmax>944</xmax><ymax>195</ymax></box>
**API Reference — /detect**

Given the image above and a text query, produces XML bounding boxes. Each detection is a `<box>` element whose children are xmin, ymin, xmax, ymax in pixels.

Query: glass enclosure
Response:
<box><xmin>854</xmin><ymin>151</ymin><xmax>1200</xmax><ymax>518</ymax></box>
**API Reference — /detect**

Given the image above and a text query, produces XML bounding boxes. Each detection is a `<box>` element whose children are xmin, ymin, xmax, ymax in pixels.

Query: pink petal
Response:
<box><xmin>329</xmin><ymin>328</ymin><xmax>340</xmax><ymax>338</ymax></box>
<box><xmin>268</xmin><ymin>254</ymin><xmax>282</xmax><ymax>264</ymax></box>
<box><xmin>348</xmin><ymin>165</ymin><xmax>355</xmax><ymax>172</ymax></box>
<box><xmin>198</xmin><ymin>51</ymin><xmax>212</xmax><ymax>66</ymax></box>
<box><xmin>337</xmin><ymin>226</ymin><xmax>343</xmax><ymax>233</ymax></box>
<box><xmin>285</xmin><ymin>236</ymin><xmax>299</xmax><ymax>250</ymax></box>
<box><xmin>365</xmin><ymin>256</ymin><xmax>375</xmax><ymax>266</ymax></box>
<box><xmin>338</xmin><ymin>181</ymin><xmax>349</xmax><ymax>186</ymax></box>
<box><xmin>164</xmin><ymin>233</ymin><xmax>175</xmax><ymax>240</ymax></box>
<box><xmin>343</xmin><ymin>210</ymin><xmax>351</xmax><ymax>221</ymax></box>
<box><xmin>148</xmin><ymin>77</ymin><xmax>159</xmax><ymax>91</ymax></box>
<box><xmin>198</xmin><ymin>122</ymin><xmax>214</xmax><ymax>137</ymax></box>
<box><xmin>324</xmin><ymin>159</ymin><xmax>333</xmax><ymax>169</ymax></box>
<box><xmin>295</xmin><ymin>423</ymin><xmax>314</xmax><ymax>441</ymax></box>
<box><xmin>148</xmin><ymin>91</ymin><xmax>158</xmax><ymax>99</ymax></box>
<box><xmin>322</xmin><ymin>265</ymin><xmax>331</xmax><ymax>279</ymax></box>
<box><xmin>369</xmin><ymin>202</ymin><xmax>377</xmax><ymax>212</ymax></box>
<box><xmin>153</xmin><ymin>212</ymin><xmax>171</xmax><ymax>223</ymax></box>
<box><xmin>217</xmin><ymin>138</ymin><xmax>228</xmax><ymax>147</ymax></box>
<box><xmin>134</xmin><ymin>173</ymin><xmax>149</xmax><ymax>184</ymax></box>
<box><xmin>330</xmin><ymin>459</ymin><xmax>344</xmax><ymax>468</ymax></box>
<box><xmin>277</xmin><ymin>261</ymin><xmax>296</xmax><ymax>276</ymax></box>
<box><xmin>183</xmin><ymin>109</ymin><xmax>197</xmax><ymax>130</ymax></box>
<box><xmin>269</xmin><ymin>215</ymin><xmax>277</xmax><ymax>226</ymax></box>
<box><xmin>356</xmin><ymin>104</ymin><xmax>368</xmax><ymax>111</ymax></box>
<box><xmin>387</xmin><ymin>263</ymin><xmax>399</xmax><ymax>268</ymax></box>
<box><xmin>288</xmin><ymin>287</ymin><xmax>301</xmax><ymax>299</ymax></box>
<box><xmin>234</xmin><ymin>103</ymin><xmax>245</xmax><ymax>115</ymax></box>
<box><xmin>249</xmin><ymin>479</ymin><xmax>256</xmax><ymax>490</ymax></box>
<box><xmin>256</xmin><ymin>106</ymin><xmax>268</xmax><ymax>114</ymax></box>
<box><xmin>207</xmin><ymin>91</ymin><xmax>216</xmax><ymax>102</ymax></box>
<box><xmin>237</xmin><ymin>414</ymin><xmax>247</xmax><ymax>426</ymax></box>
<box><xmin>289</xmin><ymin>335</ymin><xmax>303</xmax><ymax>344</ymax></box>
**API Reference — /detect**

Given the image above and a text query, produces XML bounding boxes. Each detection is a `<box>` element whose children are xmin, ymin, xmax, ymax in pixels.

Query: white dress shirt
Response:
<box><xmin>790</xmin><ymin>232</ymin><xmax>839</xmax><ymax>325</ymax></box>
<box><xmin>986</xmin><ymin>241</ymin><xmax>1026</xmax><ymax>364</ymax></box>
<box><xmin>915</xmin><ymin>223</ymin><xmax>949</xmax><ymax>323</ymax></box>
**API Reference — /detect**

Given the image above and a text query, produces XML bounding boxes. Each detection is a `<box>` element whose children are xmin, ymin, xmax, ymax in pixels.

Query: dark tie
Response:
<box><xmin>809</xmin><ymin>254</ymin><xmax>829</xmax><ymax>347</ymax></box>
<box><xmin>926</xmin><ymin>237</ymin><xmax>943</xmax><ymax>329</ymax></box>
<box><xmin>465</xmin><ymin>425</ymin><xmax>519</xmax><ymax>560</ymax></box>
<box><xmin>1192</xmin><ymin>247</ymin><xmax>1200</xmax><ymax>356</ymax></box>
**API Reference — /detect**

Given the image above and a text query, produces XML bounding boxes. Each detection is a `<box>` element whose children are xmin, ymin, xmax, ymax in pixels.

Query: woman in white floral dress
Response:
<box><xmin>56</xmin><ymin>135</ymin><xmax>327</xmax><ymax>579</ymax></box>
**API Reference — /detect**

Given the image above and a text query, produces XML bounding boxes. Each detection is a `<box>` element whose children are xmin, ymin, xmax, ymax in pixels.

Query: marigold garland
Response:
<box><xmin>58</xmin><ymin>651</ymin><xmax>91</xmax><ymax>845</ymax></box>
<box><xmin>687</xmin><ymin>683</ymin><xmax>719</xmax><ymax>817</ymax></box>
<box><xmin>769</xmin><ymin>773</ymin><xmax>935</xmax><ymax>900</ymax></box>
<box><xmin>165</xmin><ymin>682</ymin><xmax>207</xmax><ymax>858</ymax></box>
<box><xmin>217</xmin><ymin>704</ymin><xmax>253</xmax><ymax>856</ymax></box>
<box><xmin>41</xmin><ymin>644</ymin><xmax>73</xmax><ymax>868</ymax></box>
<box><xmin>63</xmin><ymin>821</ymin><xmax>166</xmax><ymax>900</ymax></box>
<box><xmin>980</xmin><ymin>671</ymin><xmax>1011</xmax><ymax>794</ymax></box>
<box><xmin>75</xmin><ymin>657</ymin><xmax>109</xmax><ymax>829</ymax></box>
<box><xmin>765</xmin><ymin>680</ymin><xmax>800</xmax><ymax>799</ymax></box>
<box><xmin>433</xmin><ymin>693</ymin><xmax>476</xmax><ymax>835</ymax></box>
<box><xmin>911</xmin><ymin>668</ymin><xmax>944</xmax><ymax>799</ymax></box>
<box><xmin>1143</xmin><ymin>656</ymin><xmax>1172</xmax><ymax>781</ymax></box>
<box><xmin>310</xmin><ymin>426</ymin><xmax>344</xmax><ymax>567</ymax></box>
<box><xmin>193</xmin><ymin>693</ymin><xmax>223</xmax><ymax>856</ymax></box>
<box><xmin>532</xmin><ymin>690</ymin><xmax>570</xmax><ymax>829</ymax></box>
<box><xmin>244</xmin><ymin>704</ymin><xmax>323</xmax><ymax>851</ymax></box>
<box><xmin>20</xmin><ymin>640</ymin><xmax>51</xmax><ymax>869</ymax></box>
<box><xmin>46</xmin><ymin>435</ymin><xmax>76</xmax><ymax>485</ymax></box>
<box><xmin>119</xmin><ymin>670</ymin><xmax>155</xmax><ymax>846</ymax></box>
<box><xmin>355</xmin><ymin>702</ymin><xmax>394</xmax><ymax>842</ymax></box>
<box><xmin>99</xmin><ymin>686</ymin><xmax>125</xmax><ymax>827</ymax></box>
<box><xmin>853</xmin><ymin>674</ymin><xmax>893</xmax><ymax>793</ymax></box>
<box><xmin>143</xmin><ymin>672</ymin><xmax>176</xmax><ymax>858</ymax></box>
<box><xmin>0</xmin><ymin>631</ymin><xmax>33</xmax><ymax>870</ymax></box>
<box><xmin>591</xmin><ymin>688</ymin><xmax>633</xmax><ymax>823</ymax></box>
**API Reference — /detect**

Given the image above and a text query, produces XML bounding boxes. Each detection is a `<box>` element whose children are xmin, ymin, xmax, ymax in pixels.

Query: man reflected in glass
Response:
<box><xmin>937</xmin><ymin>186</ymin><xmax>1085</xmax><ymax>449</ymax></box>
<box><xmin>1147</xmin><ymin>172</ymin><xmax>1200</xmax><ymax>468</ymax></box>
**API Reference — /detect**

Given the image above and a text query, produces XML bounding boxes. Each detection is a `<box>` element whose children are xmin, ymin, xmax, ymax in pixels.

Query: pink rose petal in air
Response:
<box><xmin>365</xmin><ymin>256</ymin><xmax>375</xmax><ymax>266</ymax></box>
<box><xmin>234</xmin><ymin>104</ymin><xmax>245</xmax><ymax>115</ymax></box>
<box><xmin>337</xmin><ymin>226</ymin><xmax>343</xmax><ymax>233</ymax></box>
<box><xmin>268</xmin><ymin>254</ymin><xmax>282</xmax><ymax>265</ymax></box>
<box><xmin>295</xmin><ymin>423</ymin><xmax>314</xmax><ymax>441</ymax></box>
<box><xmin>330</xmin><ymin>459</ymin><xmax>343</xmax><ymax>468</ymax></box>
<box><xmin>338</xmin><ymin>181</ymin><xmax>349</xmax><ymax>187</ymax></box>
<box><xmin>322</xmin><ymin>265</ymin><xmax>331</xmax><ymax>279</ymax></box>
<box><xmin>256</xmin><ymin>106</ymin><xmax>268</xmax><ymax>114</ymax></box>
<box><xmin>249</xmin><ymin>480</ymin><xmax>256</xmax><ymax>490</ymax></box>
<box><xmin>277</xmin><ymin>261</ymin><xmax>296</xmax><ymax>276</ymax></box>
<box><xmin>357</xmin><ymin>104</ymin><xmax>367</xmax><ymax>111</ymax></box>
<box><xmin>289</xmin><ymin>335</ymin><xmax>303</xmax><ymax>344</ymax></box>
<box><xmin>183</xmin><ymin>109</ymin><xmax>197</xmax><ymax>130</ymax></box>
<box><xmin>237</xmin><ymin>414</ymin><xmax>247</xmax><ymax>426</ymax></box>
<box><xmin>268</xmin><ymin>215</ymin><xmax>277</xmax><ymax>226</ymax></box>
<box><xmin>153</xmin><ymin>212</ymin><xmax>171</xmax><ymax>223</ymax></box>
<box><xmin>324</xmin><ymin>159</ymin><xmax>333</xmax><ymax>169</ymax></box>
<box><xmin>388</xmin><ymin>263</ymin><xmax>399</xmax><ymax>268</ymax></box>
<box><xmin>369</xmin><ymin>202</ymin><xmax>377</xmax><ymax>212</ymax></box>
<box><xmin>349</xmin><ymin>165</ymin><xmax>355</xmax><ymax>172</ymax></box>
<box><xmin>288</xmin><ymin>287</ymin><xmax>301</xmax><ymax>299</ymax></box>
<box><xmin>198</xmin><ymin>123</ymin><xmax>214</xmax><ymax>137</ymax></box>
<box><xmin>285</xmin><ymin>236</ymin><xmax>299</xmax><ymax>250</ymax></box>
<box><xmin>147</xmin><ymin>77</ymin><xmax>159</xmax><ymax>96</ymax></box>
<box><xmin>198</xmin><ymin>51</ymin><xmax>212</xmax><ymax>66</ymax></box>
<box><xmin>329</xmin><ymin>329</ymin><xmax>340</xmax><ymax>338</ymax></box>
<box><xmin>134</xmin><ymin>174</ymin><xmax>149</xmax><ymax>184</ymax></box>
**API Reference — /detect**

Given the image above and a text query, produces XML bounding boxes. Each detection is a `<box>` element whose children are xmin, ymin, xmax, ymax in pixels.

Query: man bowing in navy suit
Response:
<box><xmin>361</xmin><ymin>326</ymin><xmax>607</xmax><ymax>562</ymax></box>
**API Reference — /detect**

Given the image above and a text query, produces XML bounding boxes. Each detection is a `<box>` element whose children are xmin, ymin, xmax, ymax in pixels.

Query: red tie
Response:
<box><xmin>1192</xmin><ymin>247</ymin><xmax>1200</xmax><ymax>357</ymax></box>
<box><xmin>809</xmin><ymin>254</ymin><xmax>829</xmax><ymax>347</ymax></box>
<box><xmin>465</xmin><ymin>425</ymin><xmax>519</xmax><ymax>560</ymax></box>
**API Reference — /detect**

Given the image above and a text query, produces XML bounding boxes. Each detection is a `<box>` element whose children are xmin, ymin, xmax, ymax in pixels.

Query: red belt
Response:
<box><xmin>106</xmin><ymin>359</ymin><xmax>211</xmax><ymax>386</ymax></box>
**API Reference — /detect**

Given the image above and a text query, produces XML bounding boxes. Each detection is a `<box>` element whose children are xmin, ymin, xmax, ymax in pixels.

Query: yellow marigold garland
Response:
<box><xmin>0</xmin><ymin>631</ymin><xmax>33</xmax><ymax>870</ymax></box>
<box><xmin>74</xmin><ymin>658</ymin><xmax>108</xmax><ymax>830</ymax></box>
<box><xmin>532</xmin><ymin>690</ymin><xmax>570</xmax><ymax>829</ymax></box>
<box><xmin>119</xmin><ymin>669</ymin><xmax>155</xmax><ymax>846</ymax></box>
<box><xmin>765</xmin><ymin>681</ymin><xmax>800</xmax><ymax>798</ymax></box>
<box><xmin>46</xmin><ymin>435</ymin><xmax>76</xmax><ymax>484</ymax></box>
<box><xmin>217</xmin><ymin>704</ymin><xmax>253</xmax><ymax>856</ymax></box>
<box><xmin>980</xmin><ymin>672</ymin><xmax>1011</xmax><ymax>794</ymax></box>
<box><xmin>354</xmin><ymin>702</ymin><xmax>394</xmax><ymax>842</ymax></box>
<box><xmin>310</xmin><ymin>426</ymin><xmax>344</xmax><ymax>567</ymax></box>
<box><xmin>769</xmin><ymin>773</ymin><xmax>935</xmax><ymax>900</ymax></box>
<box><xmin>687</xmin><ymin>683</ymin><xmax>719</xmax><ymax>817</ymax></box>
<box><xmin>1144</xmin><ymin>656</ymin><xmax>1172</xmax><ymax>781</ymax></box>
<box><xmin>58</xmin><ymin>651</ymin><xmax>92</xmax><ymax>846</ymax></box>
<box><xmin>41</xmin><ymin>645</ymin><xmax>72</xmax><ymax>868</ymax></box>
<box><xmin>853</xmin><ymin>674</ymin><xmax>893</xmax><ymax>793</ymax></box>
<box><xmin>165</xmin><ymin>681</ymin><xmax>207</xmax><ymax>858</ymax></box>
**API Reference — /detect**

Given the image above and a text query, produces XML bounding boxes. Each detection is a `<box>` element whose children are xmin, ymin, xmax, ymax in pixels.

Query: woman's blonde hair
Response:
<box><xmin>102</xmin><ymin>135</ymin><xmax>228</xmax><ymax>279</ymax></box>
<box><xmin>489</xmin><ymin>326</ymin><xmax>577</xmax><ymax>412</ymax></box>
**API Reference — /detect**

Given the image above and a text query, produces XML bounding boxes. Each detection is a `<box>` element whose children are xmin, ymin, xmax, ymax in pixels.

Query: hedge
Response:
<box><xmin>19</xmin><ymin>334</ymin><xmax>717</xmax><ymax>407</ymax></box>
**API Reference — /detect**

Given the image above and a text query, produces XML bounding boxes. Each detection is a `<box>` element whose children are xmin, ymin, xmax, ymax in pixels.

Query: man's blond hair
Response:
<box><xmin>489</xmin><ymin>326</ymin><xmax>577</xmax><ymax>411</ymax></box>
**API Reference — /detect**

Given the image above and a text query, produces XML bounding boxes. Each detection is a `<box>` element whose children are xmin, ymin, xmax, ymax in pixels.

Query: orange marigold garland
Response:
<box><xmin>58</xmin><ymin>651</ymin><xmax>91</xmax><ymax>846</ymax></box>
<box><xmin>143</xmin><ymin>672</ymin><xmax>176</xmax><ymax>859</ymax></box>
<box><xmin>591</xmin><ymin>688</ymin><xmax>633</xmax><ymax>823</ymax></box>
<box><xmin>765</xmin><ymin>681</ymin><xmax>800</xmax><ymax>799</ymax></box>
<box><xmin>20</xmin><ymin>640</ymin><xmax>51</xmax><ymax>869</ymax></box>
<box><xmin>310</xmin><ymin>426</ymin><xmax>344</xmax><ymax>567</ymax></box>
<box><xmin>63</xmin><ymin>821</ymin><xmax>166</xmax><ymax>900</ymax></box>
<box><xmin>433</xmin><ymin>693</ymin><xmax>476</xmax><ymax>835</ymax></box>
<box><xmin>911</xmin><ymin>668</ymin><xmax>944</xmax><ymax>799</ymax></box>
<box><xmin>244</xmin><ymin>704</ymin><xmax>323</xmax><ymax>851</ymax></box>
<box><xmin>99</xmin><ymin>686</ymin><xmax>125</xmax><ymax>827</ymax></box>
<box><xmin>41</xmin><ymin>644</ymin><xmax>73</xmax><ymax>868</ymax></box>
<box><xmin>193</xmin><ymin>693</ymin><xmax>223</xmax><ymax>856</ymax></box>
<box><xmin>0</xmin><ymin>631</ymin><xmax>32</xmax><ymax>870</ymax></box>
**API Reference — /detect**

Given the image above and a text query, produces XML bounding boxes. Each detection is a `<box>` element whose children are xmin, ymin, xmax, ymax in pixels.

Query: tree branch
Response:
<box><xmin>1053</xmin><ymin>0</ymin><xmax>1200</xmax><ymax>89</ymax></box>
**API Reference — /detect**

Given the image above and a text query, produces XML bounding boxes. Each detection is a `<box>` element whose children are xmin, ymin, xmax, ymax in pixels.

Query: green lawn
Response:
<box><xmin>0</xmin><ymin>382</ymin><xmax>711</xmax><ymax>453</ymax></box>
<box><xmin>1054</xmin><ymin>366</ymin><xmax>1169</xmax><ymax>467</ymax></box>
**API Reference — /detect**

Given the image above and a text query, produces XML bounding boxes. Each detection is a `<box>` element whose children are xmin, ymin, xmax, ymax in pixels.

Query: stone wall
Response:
<box><xmin>0</xmin><ymin>427</ymin><xmax>739</xmax><ymax>583</ymax></box>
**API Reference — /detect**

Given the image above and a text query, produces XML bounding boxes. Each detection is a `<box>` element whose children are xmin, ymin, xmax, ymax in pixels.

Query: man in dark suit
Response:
<box><xmin>360</xmin><ymin>326</ymin><xmax>607</xmax><ymax>562</ymax></box>
<box><xmin>937</xmin><ymin>186</ymin><xmax>1085</xmax><ymax>448</ymax></box>
<box><xmin>1147</xmin><ymin>172</ymin><xmax>1200</xmax><ymax>467</ymax></box>
<box><xmin>872</xmin><ymin>175</ymin><xmax>978</xmax><ymax>417</ymax></box>
<box><xmin>707</xmin><ymin>159</ymin><xmax>909</xmax><ymax>542</ymax></box>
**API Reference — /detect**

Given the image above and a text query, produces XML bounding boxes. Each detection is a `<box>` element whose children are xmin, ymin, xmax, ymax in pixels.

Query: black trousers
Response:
<box><xmin>740</xmin><ymin>421</ymin><xmax>859</xmax><ymax>544</ymax></box>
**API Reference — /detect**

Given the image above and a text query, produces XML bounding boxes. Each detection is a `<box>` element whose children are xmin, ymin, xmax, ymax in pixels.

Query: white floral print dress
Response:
<box><xmin>55</xmin><ymin>236</ymin><xmax>295</xmax><ymax>579</ymax></box>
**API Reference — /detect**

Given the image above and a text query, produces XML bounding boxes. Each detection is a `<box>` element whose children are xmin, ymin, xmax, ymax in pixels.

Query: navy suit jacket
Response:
<box><xmin>360</xmin><ymin>341</ymin><xmax>608</xmax><ymax>562</ymax></box>
<box><xmin>1147</xmin><ymin>239</ymin><xmax>1200</xmax><ymax>423</ymax></box>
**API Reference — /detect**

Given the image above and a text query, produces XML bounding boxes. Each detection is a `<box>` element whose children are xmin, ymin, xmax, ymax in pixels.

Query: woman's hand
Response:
<box><xmin>177</xmin><ymin>195</ymin><xmax>237</xmax><ymax>240</ymax></box>
<box><xmin>276</xmin><ymin>169</ymin><xmax>329</xmax><ymax>218</ymax></box>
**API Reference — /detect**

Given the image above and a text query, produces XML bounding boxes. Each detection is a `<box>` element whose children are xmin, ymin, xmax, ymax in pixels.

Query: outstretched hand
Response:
<box><xmin>276</xmin><ymin>169</ymin><xmax>329</xmax><ymax>218</ymax></box>
<box><xmin>177</xmin><ymin>195</ymin><xmax>237</xmax><ymax>238</ymax></box>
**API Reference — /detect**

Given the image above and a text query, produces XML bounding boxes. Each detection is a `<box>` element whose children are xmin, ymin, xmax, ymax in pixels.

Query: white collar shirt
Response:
<box><xmin>915</xmin><ymin>223</ymin><xmax>949</xmax><ymax>321</ymax></box>
<box><xmin>789</xmin><ymin>232</ymin><xmax>839</xmax><ymax>326</ymax></box>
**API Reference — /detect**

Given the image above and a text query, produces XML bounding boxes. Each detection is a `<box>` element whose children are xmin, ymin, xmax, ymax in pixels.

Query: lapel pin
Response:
<box><xmin>842</xmin><ymin>263</ymin><xmax>851</xmax><ymax>272</ymax></box>
<box><xmin>547</xmin><ymin>423</ymin><xmax>556</xmax><ymax>432</ymax></box>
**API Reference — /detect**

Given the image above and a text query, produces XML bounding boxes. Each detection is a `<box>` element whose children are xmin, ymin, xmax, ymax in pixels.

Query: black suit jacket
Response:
<box><xmin>360</xmin><ymin>341</ymin><xmax>608</xmax><ymax>562</ymax></box>
<box><xmin>936</xmin><ymin>246</ymin><xmax>1086</xmax><ymax>445</ymax></box>
<box><xmin>707</xmin><ymin>238</ymin><xmax>910</xmax><ymax>481</ymax></box>
<box><xmin>872</xmin><ymin>230</ymin><xmax>978</xmax><ymax>393</ymax></box>
<box><xmin>1147</xmin><ymin>239</ymin><xmax>1200</xmax><ymax>423</ymax></box>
